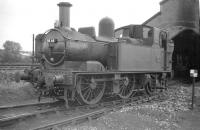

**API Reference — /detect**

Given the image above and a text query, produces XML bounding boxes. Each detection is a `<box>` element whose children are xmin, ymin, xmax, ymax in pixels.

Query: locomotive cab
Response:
<box><xmin>115</xmin><ymin>25</ymin><xmax>174</xmax><ymax>71</ymax></box>
<box><xmin>115</xmin><ymin>25</ymin><xmax>154</xmax><ymax>45</ymax></box>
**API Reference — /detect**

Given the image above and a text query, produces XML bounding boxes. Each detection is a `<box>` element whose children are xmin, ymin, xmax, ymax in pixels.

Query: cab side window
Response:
<box><xmin>143</xmin><ymin>27</ymin><xmax>152</xmax><ymax>39</ymax></box>
<box><xmin>122</xmin><ymin>29</ymin><xmax>129</xmax><ymax>37</ymax></box>
<box><xmin>115</xmin><ymin>29</ymin><xmax>123</xmax><ymax>38</ymax></box>
<box><xmin>142</xmin><ymin>26</ymin><xmax>153</xmax><ymax>46</ymax></box>
<box><xmin>115</xmin><ymin>29</ymin><xmax>130</xmax><ymax>38</ymax></box>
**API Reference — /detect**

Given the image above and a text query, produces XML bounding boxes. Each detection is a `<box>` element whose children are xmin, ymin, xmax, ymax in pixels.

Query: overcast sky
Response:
<box><xmin>0</xmin><ymin>0</ymin><xmax>161</xmax><ymax>51</ymax></box>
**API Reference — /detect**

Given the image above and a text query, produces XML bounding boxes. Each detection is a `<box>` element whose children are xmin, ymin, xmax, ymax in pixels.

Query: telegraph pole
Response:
<box><xmin>32</xmin><ymin>34</ymin><xmax>35</xmax><ymax>65</ymax></box>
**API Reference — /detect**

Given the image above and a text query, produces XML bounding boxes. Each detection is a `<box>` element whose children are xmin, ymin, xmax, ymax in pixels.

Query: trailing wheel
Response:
<box><xmin>118</xmin><ymin>76</ymin><xmax>137</xmax><ymax>99</ymax></box>
<box><xmin>145</xmin><ymin>82</ymin><xmax>154</xmax><ymax>95</ymax></box>
<box><xmin>145</xmin><ymin>74</ymin><xmax>156</xmax><ymax>95</ymax></box>
<box><xmin>76</xmin><ymin>76</ymin><xmax>105</xmax><ymax>105</ymax></box>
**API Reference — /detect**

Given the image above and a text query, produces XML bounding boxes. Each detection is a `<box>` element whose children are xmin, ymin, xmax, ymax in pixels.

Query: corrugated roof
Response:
<box><xmin>142</xmin><ymin>12</ymin><xmax>161</xmax><ymax>25</ymax></box>
<box><xmin>160</xmin><ymin>0</ymin><xmax>169</xmax><ymax>5</ymax></box>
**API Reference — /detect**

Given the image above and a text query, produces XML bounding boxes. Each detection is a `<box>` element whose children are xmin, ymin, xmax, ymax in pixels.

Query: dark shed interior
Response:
<box><xmin>172</xmin><ymin>30</ymin><xmax>200</xmax><ymax>81</ymax></box>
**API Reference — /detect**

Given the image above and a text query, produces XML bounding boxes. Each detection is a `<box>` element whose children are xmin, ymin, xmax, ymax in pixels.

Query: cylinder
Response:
<box><xmin>57</xmin><ymin>2</ymin><xmax>72</xmax><ymax>27</ymax></box>
<box><xmin>14</xmin><ymin>71</ymin><xmax>30</xmax><ymax>83</ymax></box>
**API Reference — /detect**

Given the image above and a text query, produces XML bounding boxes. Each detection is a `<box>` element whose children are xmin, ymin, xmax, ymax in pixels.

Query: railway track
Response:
<box><xmin>32</xmin><ymin>95</ymin><xmax>157</xmax><ymax>130</ymax></box>
<box><xmin>32</xmin><ymin>93</ymin><xmax>164</xmax><ymax>130</ymax></box>
<box><xmin>0</xmin><ymin>89</ymin><xmax>168</xmax><ymax>130</ymax></box>
<box><xmin>0</xmin><ymin>100</ymin><xmax>63</xmax><ymax>127</ymax></box>
<box><xmin>0</xmin><ymin>64</ymin><xmax>39</xmax><ymax>70</ymax></box>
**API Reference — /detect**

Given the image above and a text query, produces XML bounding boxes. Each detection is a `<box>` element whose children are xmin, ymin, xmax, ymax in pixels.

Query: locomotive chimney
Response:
<box><xmin>57</xmin><ymin>2</ymin><xmax>72</xmax><ymax>28</ymax></box>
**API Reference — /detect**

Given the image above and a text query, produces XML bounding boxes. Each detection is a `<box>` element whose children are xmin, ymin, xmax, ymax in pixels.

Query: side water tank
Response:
<box><xmin>99</xmin><ymin>17</ymin><xmax>115</xmax><ymax>38</ymax></box>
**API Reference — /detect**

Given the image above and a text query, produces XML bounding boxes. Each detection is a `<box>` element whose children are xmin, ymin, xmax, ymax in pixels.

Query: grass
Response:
<box><xmin>0</xmin><ymin>70</ymin><xmax>37</xmax><ymax>105</ymax></box>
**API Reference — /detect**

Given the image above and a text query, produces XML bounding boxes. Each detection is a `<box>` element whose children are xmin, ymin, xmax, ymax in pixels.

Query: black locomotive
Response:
<box><xmin>15</xmin><ymin>2</ymin><xmax>174</xmax><ymax>105</ymax></box>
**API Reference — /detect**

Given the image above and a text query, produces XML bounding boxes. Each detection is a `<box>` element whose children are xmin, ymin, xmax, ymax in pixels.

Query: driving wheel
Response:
<box><xmin>118</xmin><ymin>76</ymin><xmax>137</xmax><ymax>99</ymax></box>
<box><xmin>76</xmin><ymin>76</ymin><xmax>105</xmax><ymax>105</ymax></box>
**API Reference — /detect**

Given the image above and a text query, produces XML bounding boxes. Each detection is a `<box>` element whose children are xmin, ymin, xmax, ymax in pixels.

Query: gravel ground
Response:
<box><xmin>1</xmin><ymin>80</ymin><xmax>200</xmax><ymax>130</ymax></box>
<box><xmin>63</xmin><ymin>83</ymin><xmax>200</xmax><ymax>130</ymax></box>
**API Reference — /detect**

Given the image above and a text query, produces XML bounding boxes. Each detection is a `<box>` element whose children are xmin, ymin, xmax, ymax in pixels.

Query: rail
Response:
<box><xmin>0</xmin><ymin>63</ymin><xmax>39</xmax><ymax>70</ymax></box>
<box><xmin>0</xmin><ymin>90</ymin><xmax>167</xmax><ymax>129</ymax></box>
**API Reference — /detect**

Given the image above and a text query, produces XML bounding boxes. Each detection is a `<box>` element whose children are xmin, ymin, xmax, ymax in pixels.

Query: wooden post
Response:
<box><xmin>191</xmin><ymin>77</ymin><xmax>195</xmax><ymax>109</ymax></box>
<box><xmin>190</xmin><ymin>69</ymin><xmax>198</xmax><ymax>110</ymax></box>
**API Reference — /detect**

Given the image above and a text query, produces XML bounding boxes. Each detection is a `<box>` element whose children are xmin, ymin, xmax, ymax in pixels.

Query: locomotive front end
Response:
<box><xmin>15</xmin><ymin>2</ymin><xmax>111</xmax><ymax>101</ymax></box>
<box><xmin>43</xmin><ymin>29</ymin><xmax>66</xmax><ymax>66</ymax></box>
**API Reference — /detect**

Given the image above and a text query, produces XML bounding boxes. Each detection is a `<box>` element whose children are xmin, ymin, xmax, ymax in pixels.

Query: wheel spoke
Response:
<box><xmin>125</xmin><ymin>85</ymin><xmax>130</xmax><ymax>95</ymax></box>
<box><xmin>93</xmin><ymin>86</ymin><xmax>98</xmax><ymax>95</ymax></box>
<box><xmin>76</xmin><ymin>76</ymin><xmax>105</xmax><ymax>104</ymax></box>
<box><xmin>81</xmin><ymin>84</ymin><xmax>90</xmax><ymax>91</ymax></box>
<box><xmin>122</xmin><ymin>85</ymin><xmax>126</xmax><ymax>96</ymax></box>
<box><xmin>93</xmin><ymin>85</ymin><xmax>101</xmax><ymax>97</ymax></box>
<box><xmin>83</xmin><ymin>88</ymin><xmax>90</xmax><ymax>98</ymax></box>
<box><xmin>85</xmin><ymin>89</ymin><xmax>92</xmax><ymax>100</ymax></box>
<box><xmin>118</xmin><ymin>76</ymin><xmax>136</xmax><ymax>99</ymax></box>
<box><xmin>90</xmin><ymin>89</ymin><xmax>96</xmax><ymax>100</ymax></box>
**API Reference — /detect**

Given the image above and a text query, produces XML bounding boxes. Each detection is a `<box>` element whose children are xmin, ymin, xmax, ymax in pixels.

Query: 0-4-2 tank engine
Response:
<box><xmin>15</xmin><ymin>2</ymin><xmax>174</xmax><ymax>105</ymax></box>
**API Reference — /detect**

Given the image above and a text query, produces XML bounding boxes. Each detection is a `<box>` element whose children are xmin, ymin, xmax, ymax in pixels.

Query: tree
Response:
<box><xmin>3</xmin><ymin>40</ymin><xmax>22</xmax><ymax>52</ymax></box>
<box><xmin>1</xmin><ymin>40</ymin><xmax>22</xmax><ymax>63</ymax></box>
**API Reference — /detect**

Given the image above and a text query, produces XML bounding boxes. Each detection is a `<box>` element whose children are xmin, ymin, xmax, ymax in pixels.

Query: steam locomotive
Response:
<box><xmin>15</xmin><ymin>2</ymin><xmax>174</xmax><ymax>105</ymax></box>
